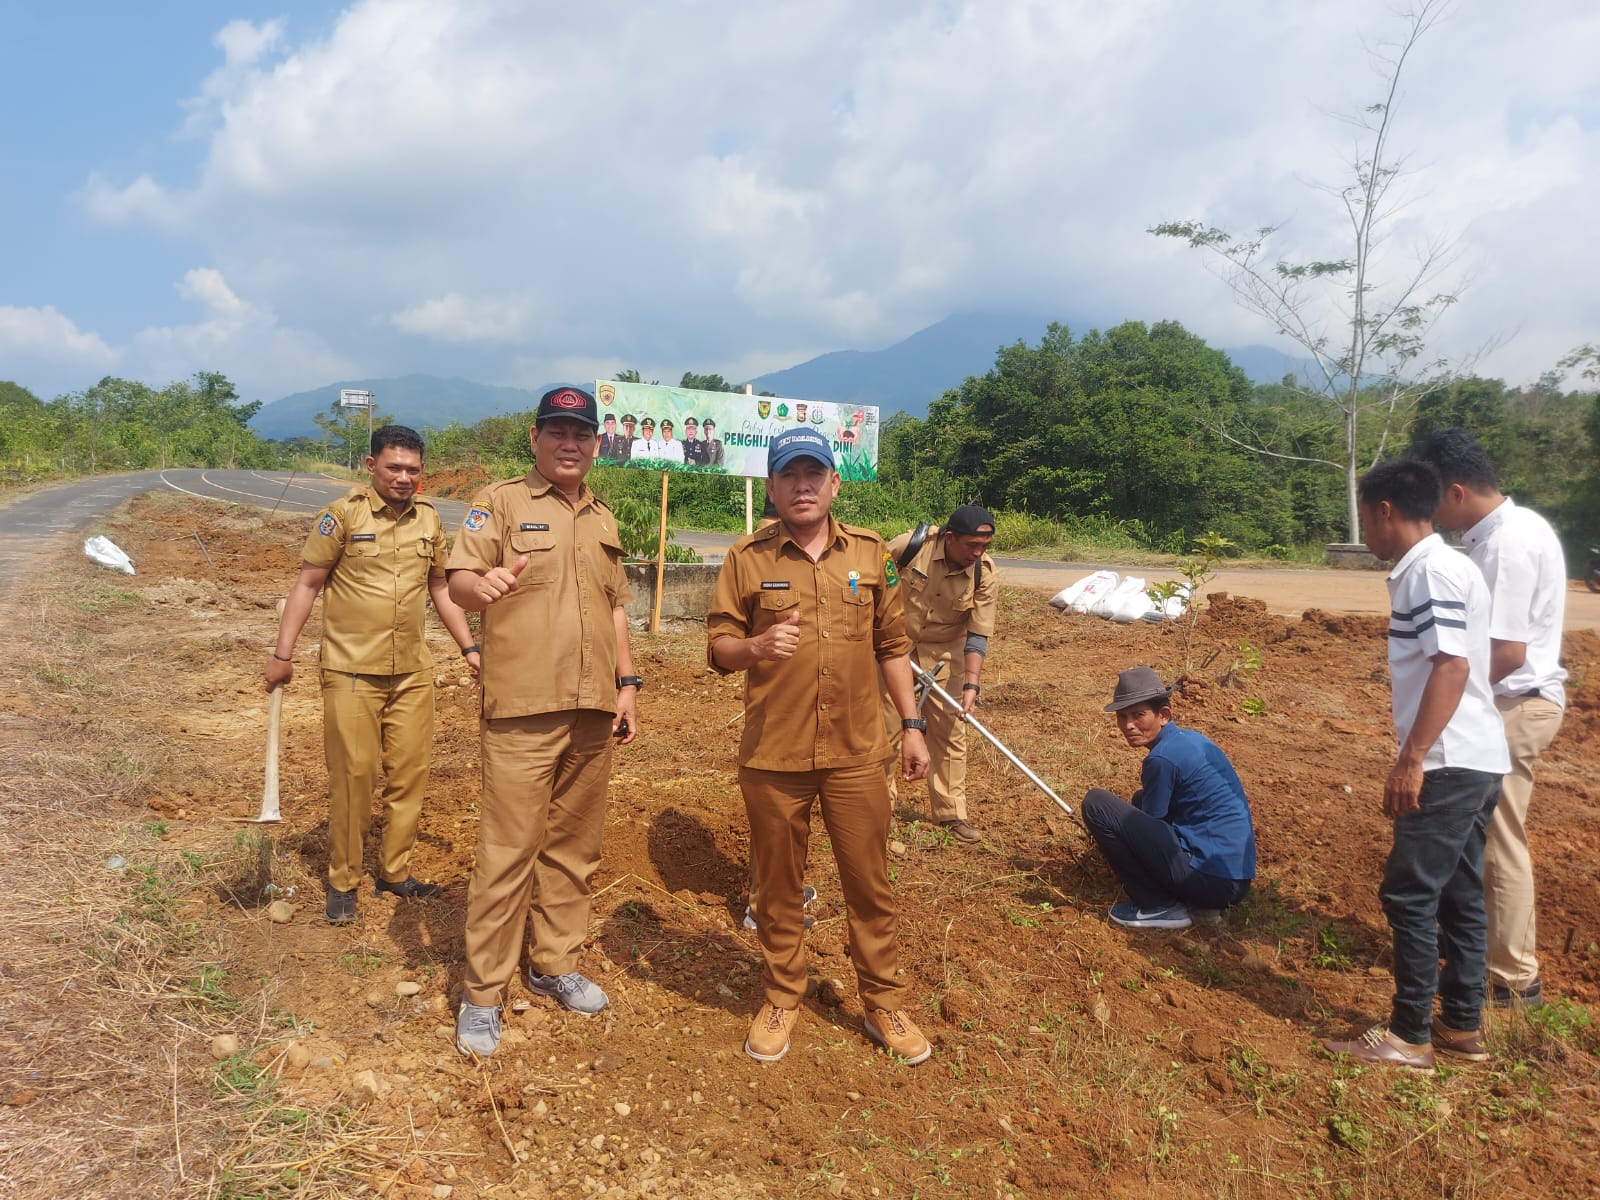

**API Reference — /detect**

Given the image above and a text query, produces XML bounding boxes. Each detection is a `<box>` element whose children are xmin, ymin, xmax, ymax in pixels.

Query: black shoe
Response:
<box><xmin>1490</xmin><ymin>979</ymin><xmax>1543</xmax><ymax>1008</ymax></box>
<box><xmin>325</xmin><ymin>888</ymin><xmax>357</xmax><ymax>924</ymax></box>
<box><xmin>374</xmin><ymin>876</ymin><xmax>443</xmax><ymax>900</ymax></box>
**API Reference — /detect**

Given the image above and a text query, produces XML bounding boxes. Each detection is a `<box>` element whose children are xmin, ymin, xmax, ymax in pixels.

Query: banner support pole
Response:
<box><xmin>651</xmin><ymin>470</ymin><xmax>669</xmax><ymax>634</ymax></box>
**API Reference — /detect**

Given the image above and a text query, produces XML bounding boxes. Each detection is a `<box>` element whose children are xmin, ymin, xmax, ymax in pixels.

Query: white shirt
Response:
<box><xmin>1461</xmin><ymin>497</ymin><xmax>1568</xmax><ymax>707</ymax></box>
<box><xmin>1386</xmin><ymin>533</ymin><xmax>1510</xmax><ymax>774</ymax></box>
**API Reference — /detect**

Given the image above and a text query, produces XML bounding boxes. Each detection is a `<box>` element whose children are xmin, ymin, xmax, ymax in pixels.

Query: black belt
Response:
<box><xmin>1519</xmin><ymin>689</ymin><xmax>1543</xmax><ymax>700</ymax></box>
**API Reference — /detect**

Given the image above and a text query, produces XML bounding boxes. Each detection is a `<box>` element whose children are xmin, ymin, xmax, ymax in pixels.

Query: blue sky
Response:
<box><xmin>3</xmin><ymin>1</ymin><xmax>1598</xmax><ymax>405</ymax></box>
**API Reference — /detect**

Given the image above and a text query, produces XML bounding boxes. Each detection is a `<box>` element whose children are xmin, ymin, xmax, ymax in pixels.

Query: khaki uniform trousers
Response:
<box><xmin>881</xmin><ymin>638</ymin><xmax>968</xmax><ymax>822</ymax></box>
<box><xmin>464</xmin><ymin>709</ymin><xmax>614</xmax><ymax>1008</ymax></box>
<box><xmin>740</xmin><ymin>761</ymin><xmax>909</xmax><ymax>1012</ymax></box>
<box><xmin>1486</xmin><ymin>694</ymin><xmax>1564</xmax><ymax>990</ymax></box>
<box><xmin>320</xmin><ymin>669</ymin><xmax>434</xmax><ymax>893</ymax></box>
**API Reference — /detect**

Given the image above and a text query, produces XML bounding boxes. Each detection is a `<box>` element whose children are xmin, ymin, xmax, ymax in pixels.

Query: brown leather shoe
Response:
<box><xmin>1430</xmin><ymin>1017</ymin><xmax>1490</xmax><ymax>1062</ymax></box>
<box><xmin>1321</xmin><ymin>1024</ymin><xmax>1434</xmax><ymax>1070</ymax></box>
<box><xmin>939</xmin><ymin>819</ymin><xmax>982</xmax><ymax>845</ymax></box>
<box><xmin>744</xmin><ymin>1003</ymin><xmax>800</xmax><ymax>1062</ymax></box>
<box><xmin>863</xmin><ymin>1009</ymin><xmax>932</xmax><ymax>1065</ymax></box>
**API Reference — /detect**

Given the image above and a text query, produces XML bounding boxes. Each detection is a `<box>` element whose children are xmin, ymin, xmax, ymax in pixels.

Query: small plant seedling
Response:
<box><xmin>1311</xmin><ymin>923</ymin><xmax>1356</xmax><ymax>970</ymax></box>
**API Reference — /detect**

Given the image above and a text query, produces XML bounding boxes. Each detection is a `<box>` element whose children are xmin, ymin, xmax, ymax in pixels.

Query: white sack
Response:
<box><xmin>1066</xmin><ymin>570</ymin><xmax>1120</xmax><ymax>614</ymax></box>
<box><xmin>1108</xmin><ymin>578</ymin><xmax>1153</xmax><ymax>623</ymax></box>
<box><xmin>1094</xmin><ymin>575</ymin><xmax>1147</xmax><ymax>619</ymax></box>
<box><xmin>84</xmin><ymin>535</ymin><xmax>135</xmax><ymax>575</ymax></box>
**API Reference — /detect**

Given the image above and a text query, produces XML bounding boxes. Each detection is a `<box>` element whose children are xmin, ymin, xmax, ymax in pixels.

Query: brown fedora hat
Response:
<box><xmin>1103</xmin><ymin>666</ymin><xmax>1171</xmax><ymax>712</ymax></box>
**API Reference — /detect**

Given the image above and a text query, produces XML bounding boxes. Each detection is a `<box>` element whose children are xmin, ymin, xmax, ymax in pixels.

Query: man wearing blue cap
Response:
<box><xmin>708</xmin><ymin>428</ymin><xmax>935</xmax><ymax>1067</ymax></box>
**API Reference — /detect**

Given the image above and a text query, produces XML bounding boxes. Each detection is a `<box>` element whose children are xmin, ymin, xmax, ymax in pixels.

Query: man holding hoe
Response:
<box><xmin>264</xmin><ymin>425</ymin><xmax>479</xmax><ymax>925</ymax></box>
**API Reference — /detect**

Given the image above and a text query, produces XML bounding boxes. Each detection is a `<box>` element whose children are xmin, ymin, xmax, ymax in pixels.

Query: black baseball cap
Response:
<box><xmin>947</xmin><ymin>504</ymin><xmax>996</xmax><ymax>536</ymax></box>
<box><xmin>536</xmin><ymin>386</ymin><xmax>599</xmax><ymax>429</ymax></box>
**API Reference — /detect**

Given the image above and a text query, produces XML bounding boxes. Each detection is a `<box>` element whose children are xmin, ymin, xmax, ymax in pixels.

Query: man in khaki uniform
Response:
<box><xmin>264</xmin><ymin>425</ymin><xmax>480</xmax><ymax>925</ymax></box>
<box><xmin>881</xmin><ymin>505</ymin><xmax>999</xmax><ymax>844</ymax></box>
<box><xmin>709</xmin><ymin>427</ymin><xmax>934</xmax><ymax>1067</ymax></box>
<box><xmin>446</xmin><ymin>386</ymin><xmax>640</xmax><ymax>1059</ymax></box>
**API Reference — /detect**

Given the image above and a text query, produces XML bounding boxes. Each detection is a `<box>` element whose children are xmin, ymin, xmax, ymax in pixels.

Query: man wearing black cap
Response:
<box><xmin>880</xmin><ymin>506</ymin><xmax>999</xmax><ymax>844</ymax></box>
<box><xmin>1081</xmin><ymin>667</ymin><xmax>1255</xmax><ymax>931</ymax></box>
<box><xmin>707</xmin><ymin>427</ymin><xmax>935</xmax><ymax>1067</ymax></box>
<box><xmin>444</xmin><ymin>386</ymin><xmax>641</xmax><ymax>1057</ymax></box>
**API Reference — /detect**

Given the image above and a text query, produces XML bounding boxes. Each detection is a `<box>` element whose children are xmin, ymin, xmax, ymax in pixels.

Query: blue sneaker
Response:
<box><xmin>524</xmin><ymin>969</ymin><xmax>610</xmax><ymax>1014</ymax></box>
<box><xmin>1109</xmin><ymin>901</ymin><xmax>1192</xmax><ymax>930</ymax></box>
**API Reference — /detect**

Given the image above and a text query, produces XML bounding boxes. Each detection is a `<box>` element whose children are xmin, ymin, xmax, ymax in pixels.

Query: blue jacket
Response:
<box><xmin>1135</xmin><ymin>723</ymin><xmax>1256</xmax><ymax>881</ymax></box>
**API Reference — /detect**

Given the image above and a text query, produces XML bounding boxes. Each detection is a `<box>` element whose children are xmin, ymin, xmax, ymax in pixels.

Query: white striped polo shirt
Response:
<box><xmin>1385</xmin><ymin>533</ymin><xmax>1510</xmax><ymax>774</ymax></box>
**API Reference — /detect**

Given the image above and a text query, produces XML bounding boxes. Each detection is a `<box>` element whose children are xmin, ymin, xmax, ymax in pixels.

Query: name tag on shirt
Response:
<box><xmin>760</xmin><ymin>581</ymin><xmax>791</xmax><ymax>590</ymax></box>
<box><xmin>350</xmin><ymin>533</ymin><xmax>377</xmax><ymax>542</ymax></box>
<box><xmin>520</xmin><ymin>523</ymin><xmax>550</xmax><ymax>531</ymax></box>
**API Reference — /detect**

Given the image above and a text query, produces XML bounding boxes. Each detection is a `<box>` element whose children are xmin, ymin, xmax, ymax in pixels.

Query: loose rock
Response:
<box><xmin>350</xmin><ymin>1069</ymin><xmax>382</xmax><ymax>1106</ymax></box>
<box><xmin>888</xmin><ymin>840</ymin><xmax>908</xmax><ymax>857</ymax></box>
<box><xmin>396</xmin><ymin>981</ymin><xmax>422</xmax><ymax>997</ymax></box>
<box><xmin>210</xmin><ymin>1033</ymin><xmax>240</xmax><ymax>1060</ymax></box>
<box><xmin>266</xmin><ymin>900</ymin><xmax>295</xmax><ymax>924</ymax></box>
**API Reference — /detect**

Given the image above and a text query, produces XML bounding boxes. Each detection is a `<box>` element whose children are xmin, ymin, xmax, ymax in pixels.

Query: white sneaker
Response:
<box><xmin>743</xmin><ymin>885</ymin><xmax>817</xmax><ymax>932</ymax></box>
<box><xmin>455</xmin><ymin>1002</ymin><xmax>502</xmax><ymax>1057</ymax></box>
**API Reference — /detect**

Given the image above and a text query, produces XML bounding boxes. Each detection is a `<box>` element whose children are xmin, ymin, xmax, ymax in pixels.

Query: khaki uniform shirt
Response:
<box><xmin>885</xmin><ymin>529</ymin><xmax>998</xmax><ymax>646</ymax></box>
<box><xmin>708</xmin><ymin>518</ymin><xmax>913</xmax><ymax>772</ymax></box>
<box><xmin>301</xmin><ymin>488</ymin><xmax>447</xmax><ymax>675</ymax></box>
<box><xmin>446</xmin><ymin>469</ymin><xmax>631</xmax><ymax>720</ymax></box>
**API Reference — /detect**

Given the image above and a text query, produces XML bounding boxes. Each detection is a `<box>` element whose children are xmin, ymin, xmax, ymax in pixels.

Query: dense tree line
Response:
<box><xmin>0</xmin><ymin>372</ymin><xmax>282</xmax><ymax>482</ymax></box>
<box><xmin>876</xmin><ymin>321</ymin><xmax>1600</xmax><ymax>561</ymax></box>
<box><xmin>7</xmin><ymin>343</ymin><xmax>1597</xmax><ymax>566</ymax></box>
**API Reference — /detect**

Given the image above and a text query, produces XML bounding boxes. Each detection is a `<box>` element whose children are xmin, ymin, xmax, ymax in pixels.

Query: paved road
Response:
<box><xmin>7</xmin><ymin>470</ymin><xmax>1599</xmax><ymax>628</ymax></box>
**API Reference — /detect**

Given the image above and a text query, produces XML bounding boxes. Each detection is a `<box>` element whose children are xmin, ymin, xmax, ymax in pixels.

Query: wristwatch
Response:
<box><xmin>901</xmin><ymin>718</ymin><xmax>928</xmax><ymax>732</ymax></box>
<box><xmin>616</xmin><ymin>675</ymin><xmax>644</xmax><ymax>691</ymax></box>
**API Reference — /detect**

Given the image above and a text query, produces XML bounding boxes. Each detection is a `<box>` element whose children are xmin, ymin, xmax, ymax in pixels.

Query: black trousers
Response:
<box><xmin>1081</xmin><ymin>788</ymin><xmax>1251</xmax><ymax>910</ymax></box>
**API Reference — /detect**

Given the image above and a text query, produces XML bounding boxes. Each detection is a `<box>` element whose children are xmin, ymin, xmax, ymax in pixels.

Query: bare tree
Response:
<box><xmin>1151</xmin><ymin>0</ymin><xmax>1460</xmax><ymax>544</ymax></box>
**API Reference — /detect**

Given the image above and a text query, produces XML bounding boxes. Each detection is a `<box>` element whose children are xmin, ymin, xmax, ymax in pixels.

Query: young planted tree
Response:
<box><xmin>1151</xmin><ymin>0</ymin><xmax>1458</xmax><ymax>545</ymax></box>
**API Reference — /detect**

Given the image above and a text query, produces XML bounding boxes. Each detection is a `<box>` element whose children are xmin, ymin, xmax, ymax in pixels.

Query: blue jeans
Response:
<box><xmin>1081</xmin><ymin>788</ymin><xmax>1251</xmax><ymax>911</ymax></box>
<box><xmin>1380</xmin><ymin>767</ymin><xmax>1501</xmax><ymax>1044</ymax></box>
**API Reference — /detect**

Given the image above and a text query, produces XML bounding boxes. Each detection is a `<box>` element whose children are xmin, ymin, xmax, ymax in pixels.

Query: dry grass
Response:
<box><xmin>0</xmin><ymin>548</ymin><xmax>421</xmax><ymax>1200</ymax></box>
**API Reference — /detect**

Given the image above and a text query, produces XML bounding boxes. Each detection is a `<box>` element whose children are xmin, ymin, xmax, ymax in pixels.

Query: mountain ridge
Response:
<box><xmin>248</xmin><ymin>314</ymin><xmax>1297</xmax><ymax>439</ymax></box>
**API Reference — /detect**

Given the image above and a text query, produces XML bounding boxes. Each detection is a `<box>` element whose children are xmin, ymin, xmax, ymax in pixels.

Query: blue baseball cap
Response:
<box><xmin>768</xmin><ymin>427</ymin><xmax>835</xmax><ymax>473</ymax></box>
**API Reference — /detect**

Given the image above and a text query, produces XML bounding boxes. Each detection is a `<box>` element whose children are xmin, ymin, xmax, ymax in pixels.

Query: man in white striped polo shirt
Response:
<box><xmin>1323</xmin><ymin>457</ymin><xmax>1509</xmax><ymax>1070</ymax></box>
<box><xmin>1413</xmin><ymin>427</ymin><xmax>1567</xmax><ymax>1009</ymax></box>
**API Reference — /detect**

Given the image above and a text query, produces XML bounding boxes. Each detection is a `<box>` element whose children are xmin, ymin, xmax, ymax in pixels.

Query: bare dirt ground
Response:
<box><xmin>2</xmin><ymin>491</ymin><xmax>1599</xmax><ymax>1200</ymax></box>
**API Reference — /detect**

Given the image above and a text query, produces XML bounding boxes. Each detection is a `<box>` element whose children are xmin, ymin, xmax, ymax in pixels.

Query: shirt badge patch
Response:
<box><xmin>465</xmin><ymin>506</ymin><xmax>490</xmax><ymax>532</ymax></box>
<box><xmin>519</xmin><ymin>523</ymin><xmax>550</xmax><ymax>531</ymax></box>
<box><xmin>883</xmin><ymin>553</ymin><xmax>900</xmax><ymax>586</ymax></box>
<box><xmin>760</xmin><ymin>581</ymin><xmax>792</xmax><ymax>590</ymax></box>
<box><xmin>317</xmin><ymin>512</ymin><xmax>336</xmax><ymax>536</ymax></box>
<box><xmin>350</xmin><ymin>533</ymin><xmax>376</xmax><ymax>542</ymax></box>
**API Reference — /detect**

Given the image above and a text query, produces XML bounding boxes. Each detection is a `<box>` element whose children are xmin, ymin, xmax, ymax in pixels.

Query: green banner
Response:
<box><xmin>592</xmin><ymin>381</ymin><xmax>880</xmax><ymax>481</ymax></box>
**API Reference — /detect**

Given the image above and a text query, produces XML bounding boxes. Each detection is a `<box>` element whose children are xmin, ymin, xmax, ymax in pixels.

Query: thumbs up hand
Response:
<box><xmin>477</xmin><ymin>555</ymin><xmax>528</xmax><ymax>605</ymax></box>
<box><xmin>756</xmin><ymin>610</ymin><xmax>802</xmax><ymax>662</ymax></box>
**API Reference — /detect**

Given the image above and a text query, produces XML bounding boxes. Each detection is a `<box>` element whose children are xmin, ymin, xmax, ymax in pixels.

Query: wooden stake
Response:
<box><xmin>651</xmin><ymin>470</ymin><xmax>669</xmax><ymax>633</ymax></box>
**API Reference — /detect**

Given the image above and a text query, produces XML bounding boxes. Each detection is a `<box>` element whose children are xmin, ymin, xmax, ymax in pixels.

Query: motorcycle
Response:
<box><xmin>1589</xmin><ymin>545</ymin><xmax>1600</xmax><ymax>594</ymax></box>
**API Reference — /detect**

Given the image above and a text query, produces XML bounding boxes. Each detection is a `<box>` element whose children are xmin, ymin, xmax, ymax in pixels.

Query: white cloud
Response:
<box><xmin>0</xmin><ymin>305</ymin><xmax>117</xmax><ymax>366</ymax></box>
<box><xmin>391</xmin><ymin>292</ymin><xmax>530</xmax><ymax>345</ymax></box>
<box><xmin>53</xmin><ymin>0</ymin><xmax>1600</xmax><ymax>395</ymax></box>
